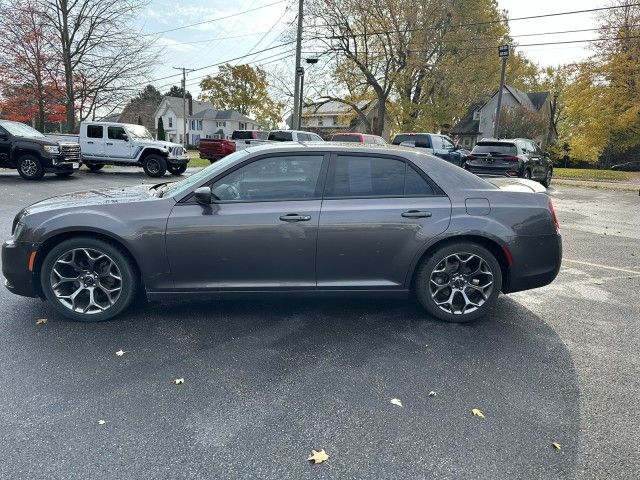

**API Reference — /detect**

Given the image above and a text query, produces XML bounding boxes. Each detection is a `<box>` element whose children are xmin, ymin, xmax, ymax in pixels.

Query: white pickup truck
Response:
<box><xmin>58</xmin><ymin>122</ymin><xmax>190</xmax><ymax>177</ymax></box>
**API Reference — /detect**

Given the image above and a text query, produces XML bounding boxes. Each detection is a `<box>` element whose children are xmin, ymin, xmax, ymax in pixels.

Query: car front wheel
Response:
<box><xmin>40</xmin><ymin>237</ymin><xmax>138</xmax><ymax>322</ymax></box>
<box><xmin>414</xmin><ymin>242</ymin><xmax>502</xmax><ymax>323</ymax></box>
<box><xmin>541</xmin><ymin>168</ymin><xmax>553</xmax><ymax>187</ymax></box>
<box><xmin>142</xmin><ymin>155</ymin><xmax>167</xmax><ymax>177</ymax></box>
<box><xmin>17</xmin><ymin>155</ymin><xmax>45</xmax><ymax>180</ymax></box>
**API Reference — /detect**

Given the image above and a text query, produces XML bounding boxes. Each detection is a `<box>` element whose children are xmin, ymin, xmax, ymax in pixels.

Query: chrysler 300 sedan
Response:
<box><xmin>2</xmin><ymin>143</ymin><xmax>562</xmax><ymax>323</ymax></box>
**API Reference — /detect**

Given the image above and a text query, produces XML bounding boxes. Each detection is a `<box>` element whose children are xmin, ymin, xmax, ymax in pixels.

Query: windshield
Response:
<box><xmin>332</xmin><ymin>134</ymin><xmax>362</xmax><ymax>143</ymax></box>
<box><xmin>0</xmin><ymin>121</ymin><xmax>45</xmax><ymax>138</ymax></box>
<box><xmin>127</xmin><ymin>125</ymin><xmax>153</xmax><ymax>139</ymax></box>
<box><xmin>161</xmin><ymin>149</ymin><xmax>252</xmax><ymax>197</ymax></box>
<box><xmin>472</xmin><ymin>143</ymin><xmax>517</xmax><ymax>155</ymax></box>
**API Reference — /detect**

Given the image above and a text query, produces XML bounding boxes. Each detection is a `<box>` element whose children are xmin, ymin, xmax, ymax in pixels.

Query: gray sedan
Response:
<box><xmin>2</xmin><ymin>143</ymin><xmax>562</xmax><ymax>323</ymax></box>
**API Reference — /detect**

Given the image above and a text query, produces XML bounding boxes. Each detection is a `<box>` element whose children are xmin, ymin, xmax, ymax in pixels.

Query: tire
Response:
<box><xmin>142</xmin><ymin>154</ymin><xmax>167</xmax><ymax>177</ymax></box>
<box><xmin>86</xmin><ymin>163</ymin><xmax>104</xmax><ymax>172</ymax></box>
<box><xmin>522</xmin><ymin>169</ymin><xmax>532</xmax><ymax>180</ymax></box>
<box><xmin>414</xmin><ymin>242</ymin><xmax>503</xmax><ymax>323</ymax></box>
<box><xmin>17</xmin><ymin>154</ymin><xmax>45</xmax><ymax>180</ymax></box>
<box><xmin>40</xmin><ymin>237</ymin><xmax>138</xmax><ymax>322</ymax></box>
<box><xmin>167</xmin><ymin>163</ymin><xmax>187</xmax><ymax>176</ymax></box>
<box><xmin>541</xmin><ymin>168</ymin><xmax>553</xmax><ymax>187</ymax></box>
<box><xmin>55</xmin><ymin>171</ymin><xmax>74</xmax><ymax>178</ymax></box>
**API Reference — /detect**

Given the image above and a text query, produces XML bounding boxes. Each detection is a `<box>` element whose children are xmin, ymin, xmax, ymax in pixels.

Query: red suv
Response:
<box><xmin>330</xmin><ymin>132</ymin><xmax>387</xmax><ymax>145</ymax></box>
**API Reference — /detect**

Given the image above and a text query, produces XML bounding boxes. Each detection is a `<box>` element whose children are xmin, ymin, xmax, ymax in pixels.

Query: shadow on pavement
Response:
<box><xmin>1</xmin><ymin>295</ymin><xmax>580</xmax><ymax>479</ymax></box>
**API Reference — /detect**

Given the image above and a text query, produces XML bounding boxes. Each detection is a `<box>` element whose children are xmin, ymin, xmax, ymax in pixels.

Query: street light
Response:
<box><xmin>297</xmin><ymin>57</ymin><xmax>319</xmax><ymax>130</ymax></box>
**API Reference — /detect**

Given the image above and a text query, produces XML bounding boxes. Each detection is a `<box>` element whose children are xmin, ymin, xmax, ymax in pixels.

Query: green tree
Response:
<box><xmin>497</xmin><ymin>105</ymin><xmax>548</xmax><ymax>143</ymax></box>
<box><xmin>165</xmin><ymin>85</ymin><xmax>191</xmax><ymax>99</ymax></box>
<box><xmin>157</xmin><ymin>116</ymin><xmax>166</xmax><ymax>141</ymax></box>
<box><xmin>199</xmin><ymin>64</ymin><xmax>283</xmax><ymax>129</ymax></box>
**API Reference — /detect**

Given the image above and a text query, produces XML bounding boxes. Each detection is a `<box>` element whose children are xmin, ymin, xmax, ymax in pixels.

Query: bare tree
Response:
<box><xmin>42</xmin><ymin>0</ymin><xmax>157</xmax><ymax>131</ymax></box>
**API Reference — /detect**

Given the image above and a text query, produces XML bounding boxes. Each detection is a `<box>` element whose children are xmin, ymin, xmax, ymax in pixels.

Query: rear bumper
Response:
<box><xmin>2</xmin><ymin>240</ymin><xmax>39</xmax><ymax>297</ymax></box>
<box><xmin>503</xmin><ymin>233</ymin><xmax>562</xmax><ymax>293</ymax></box>
<box><xmin>466</xmin><ymin>164</ymin><xmax>523</xmax><ymax>177</ymax></box>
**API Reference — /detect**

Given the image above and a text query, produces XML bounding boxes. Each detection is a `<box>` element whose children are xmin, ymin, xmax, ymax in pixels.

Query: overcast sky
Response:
<box><xmin>138</xmin><ymin>0</ymin><xmax>606</xmax><ymax>96</ymax></box>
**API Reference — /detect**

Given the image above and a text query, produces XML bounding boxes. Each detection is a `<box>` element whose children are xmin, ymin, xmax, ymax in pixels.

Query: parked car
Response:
<box><xmin>0</xmin><ymin>120</ymin><xmax>80</xmax><ymax>180</ymax></box>
<box><xmin>68</xmin><ymin>122</ymin><xmax>189</xmax><ymax>177</ymax></box>
<box><xmin>199</xmin><ymin>130</ymin><xmax>270</xmax><ymax>163</ymax></box>
<box><xmin>391</xmin><ymin>132</ymin><xmax>465</xmax><ymax>167</ymax></box>
<box><xmin>3</xmin><ymin>143</ymin><xmax>562</xmax><ymax>324</ymax></box>
<box><xmin>200</xmin><ymin>130</ymin><xmax>323</xmax><ymax>163</ymax></box>
<box><xmin>611</xmin><ymin>161</ymin><xmax>640</xmax><ymax>171</ymax></box>
<box><xmin>330</xmin><ymin>132</ymin><xmax>387</xmax><ymax>145</ymax></box>
<box><xmin>465</xmin><ymin>138</ymin><xmax>553</xmax><ymax>187</ymax></box>
<box><xmin>267</xmin><ymin>130</ymin><xmax>324</xmax><ymax>142</ymax></box>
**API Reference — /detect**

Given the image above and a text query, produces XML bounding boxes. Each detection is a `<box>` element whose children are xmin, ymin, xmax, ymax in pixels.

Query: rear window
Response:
<box><xmin>332</xmin><ymin>134</ymin><xmax>362</xmax><ymax>143</ymax></box>
<box><xmin>231</xmin><ymin>131</ymin><xmax>255</xmax><ymax>140</ymax></box>
<box><xmin>472</xmin><ymin>143</ymin><xmax>517</xmax><ymax>155</ymax></box>
<box><xmin>392</xmin><ymin>134</ymin><xmax>430</xmax><ymax>147</ymax></box>
<box><xmin>268</xmin><ymin>131</ymin><xmax>293</xmax><ymax>141</ymax></box>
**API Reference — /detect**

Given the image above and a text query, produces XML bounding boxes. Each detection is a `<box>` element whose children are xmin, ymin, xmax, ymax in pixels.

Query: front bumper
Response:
<box><xmin>2</xmin><ymin>240</ymin><xmax>39</xmax><ymax>298</ymax></box>
<box><xmin>167</xmin><ymin>154</ymin><xmax>189</xmax><ymax>165</ymax></box>
<box><xmin>503</xmin><ymin>233</ymin><xmax>562</xmax><ymax>293</ymax></box>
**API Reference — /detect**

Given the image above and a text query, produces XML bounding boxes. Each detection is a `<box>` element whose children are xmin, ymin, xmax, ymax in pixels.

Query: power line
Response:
<box><xmin>158</xmin><ymin>31</ymin><xmax>276</xmax><ymax>46</ymax></box>
<box><xmin>240</xmin><ymin>1</ymin><xmax>296</xmax><ymax>64</ymax></box>
<box><xmin>305</xmin><ymin>3</ymin><xmax>640</xmax><ymax>39</ymax></box>
<box><xmin>144</xmin><ymin>0</ymin><xmax>286</xmax><ymax>36</ymax></box>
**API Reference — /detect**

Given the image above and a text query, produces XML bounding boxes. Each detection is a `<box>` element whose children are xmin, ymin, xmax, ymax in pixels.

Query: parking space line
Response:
<box><xmin>563</xmin><ymin>258</ymin><xmax>640</xmax><ymax>275</ymax></box>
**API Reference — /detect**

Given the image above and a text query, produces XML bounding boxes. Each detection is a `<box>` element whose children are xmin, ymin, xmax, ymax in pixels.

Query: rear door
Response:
<box><xmin>316</xmin><ymin>153</ymin><xmax>451</xmax><ymax>289</ymax></box>
<box><xmin>0</xmin><ymin>126</ymin><xmax>10</xmax><ymax>166</ymax></box>
<box><xmin>104</xmin><ymin>126</ymin><xmax>132</xmax><ymax>159</ymax></box>
<box><xmin>81</xmin><ymin>124</ymin><xmax>106</xmax><ymax>158</ymax></box>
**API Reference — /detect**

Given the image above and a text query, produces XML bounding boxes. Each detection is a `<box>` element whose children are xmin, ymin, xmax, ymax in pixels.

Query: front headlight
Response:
<box><xmin>43</xmin><ymin>145</ymin><xmax>60</xmax><ymax>154</ymax></box>
<box><xmin>12</xmin><ymin>221</ymin><xmax>25</xmax><ymax>240</ymax></box>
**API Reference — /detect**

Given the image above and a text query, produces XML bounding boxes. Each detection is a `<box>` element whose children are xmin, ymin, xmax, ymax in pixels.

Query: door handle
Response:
<box><xmin>106</xmin><ymin>142</ymin><xmax>113</xmax><ymax>145</ymax></box>
<box><xmin>279</xmin><ymin>214</ymin><xmax>311</xmax><ymax>222</ymax></box>
<box><xmin>87</xmin><ymin>141</ymin><xmax>94</xmax><ymax>144</ymax></box>
<box><xmin>401</xmin><ymin>210</ymin><xmax>432</xmax><ymax>218</ymax></box>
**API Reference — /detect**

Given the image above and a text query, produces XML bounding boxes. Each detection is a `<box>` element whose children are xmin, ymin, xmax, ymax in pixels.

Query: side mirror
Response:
<box><xmin>194</xmin><ymin>186</ymin><xmax>211</xmax><ymax>204</ymax></box>
<box><xmin>122</xmin><ymin>134</ymin><xmax>129</xmax><ymax>142</ymax></box>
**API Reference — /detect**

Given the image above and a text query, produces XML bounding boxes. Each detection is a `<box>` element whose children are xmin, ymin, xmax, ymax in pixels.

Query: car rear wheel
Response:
<box><xmin>167</xmin><ymin>163</ymin><xmax>187</xmax><ymax>176</ymax></box>
<box><xmin>17</xmin><ymin>154</ymin><xmax>45</xmax><ymax>180</ymax></box>
<box><xmin>40</xmin><ymin>237</ymin><xmax>138</xmax><ymax>322</ymax></box>
<box><xmin>142</xmin><ymin>155</ymin><xmax>167</xmax><ymax>177</ymax></box>
<box><xmin>541</xmin><ymin>168</ymin><xmax>553</xmax><ymax>187</ymax></box>
<box><xmin>414</xmin><ymin>242</ymin><xmax>502</xmax><ymax>323</ymax></box>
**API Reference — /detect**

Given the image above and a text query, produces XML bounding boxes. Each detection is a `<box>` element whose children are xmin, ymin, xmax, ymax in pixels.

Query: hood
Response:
<box><xmin>137</xmin><ymin>138</ymin><xmax>184</xmax><ymax>150</ymax></box>
<box><xmin>14</xmin><ymin>135</ymin><xmax>59</xmax><ymax>147</ymax></box>
<box><xmin>22</xmin><ymin>184</ymin><xmax>157</xmax><ymax>216</ymax></box>
<box><xmin>484</xmin><ymin>177</ymin><xmax>548</xmax><ymax>194</ymax></box>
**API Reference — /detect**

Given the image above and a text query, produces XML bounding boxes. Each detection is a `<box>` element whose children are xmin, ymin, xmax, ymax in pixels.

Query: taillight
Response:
<box><xmin>548</xmin><ymin>197</ymin><xmax>560</xmax><ymax>231</ymax></box>
<box><xmin>503</xmin><ymin>156</ymin><xmax>520</xmax><ymax>162</ymax></box>
<box><xmin>467</xmin><ymin>154</ymin><xmax>477</xmax><ymax>160</ymax></box>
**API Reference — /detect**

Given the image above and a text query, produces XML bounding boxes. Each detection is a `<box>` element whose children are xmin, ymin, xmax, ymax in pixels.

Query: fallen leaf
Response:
<box><xmin>174</xmin><ymin>378</ymin><xmax>184</xmax><ymax>385</ymax></box>
<box><xmin>307</xmin><ymin>449</ymin><xmax>329</xmax><ymax>464</ymax></box>
<box><xmin>35</xmin><ymin>318</ymin><xmax>47</xmax><ymax>325</ymax></box>
<box><xmin>115</xmin><ymin>349</ymin><xmax>125</xmax><ymax>357</ymax></box>
<box><xmin>390</xmin><ymin>398</ymin><xmax>403</xmax><ymax>407</ymax></box>
<box><xmin>471</xmin><ymin>408</ymin><xmax>485</xmax><ymax>418</ymax></box>
<box><xmin>428</xmin><ymin>391</ymin><xmax>437</xmax><ymax>397</ymax></box>
<box><xmin>552</xmin><ymin>442</ymin><xmax>562</xmax><ymax>450</ymax></box>
<box><xmin>98</xmin><ymin>420</ymin><xmax>106</xmax><ymax>425</ymax></box>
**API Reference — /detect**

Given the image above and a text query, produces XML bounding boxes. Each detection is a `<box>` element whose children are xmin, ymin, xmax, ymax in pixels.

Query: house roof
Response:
<box><xmin>527</xmin><ymin>91</ymin><xmax>550</xmax><ymax>110</ymax></box>
<box><xmin>161</xmin><ymin>96</ymin><xmax>211</xmax><ymax>115</ymax></box>
<box><xmin>450</xmin><ymin>102</ymin><xmax>483</xmax><ymax>135</ymax></box>
<box><xmin>189</xmin><ymin>108</ymin><xmax>256</xmax><ymax>123</ymax></box>
<box><xmin>99</xmin><ymin>112</ymin><xmax>121</xmax><ymax>123</ymax></box>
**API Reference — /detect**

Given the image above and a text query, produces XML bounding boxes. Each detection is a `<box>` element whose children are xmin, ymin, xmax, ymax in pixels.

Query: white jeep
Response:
<box><xmin>78</xmin><ymin>122</ymin><xmax>190</xmax><ymax>177</ymax></box>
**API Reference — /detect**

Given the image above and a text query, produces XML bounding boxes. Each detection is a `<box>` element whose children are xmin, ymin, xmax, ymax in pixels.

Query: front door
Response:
<box><xmin>317</xmin><ymin>153</ymin><xmax>452</xmax><ymax>288</ymax></box>
<box><xmin>105</xmin><ymin>126</ymin><xmax>132</xmax><ymax>159</ymax></box>
<box><xmin>82</xmin><ymin>124</ymin><xmax>106</xmax><ymax>158</ymax></box>
<box><xmin>165</xmin><ymin>153</ymin><xmax>327</xmax><ymax>290</ymax></box>
<box><xmin>0</xmin><ymin>126</ymin><xmax>10</xmax><ymax>167</ymax></box>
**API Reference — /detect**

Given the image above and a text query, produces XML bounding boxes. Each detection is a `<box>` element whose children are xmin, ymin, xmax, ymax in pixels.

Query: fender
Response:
<box><xmin>135</xmin><ymin>146</ymin><xmax>169</xmax><ymax>162</ymax></box>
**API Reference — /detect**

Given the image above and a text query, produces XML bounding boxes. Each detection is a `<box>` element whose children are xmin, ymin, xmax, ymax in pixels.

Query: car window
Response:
<box><xmin>268</xmin><ymin>131</ymin><xmax>293</xmax><ymax>141</ymax></box>
<box><xmin>332</xmin><ymin>134</ymin><xmax>362</xmax><ymax>143</ymax></box>
<box><xmin>298</xmin><ymin>133</ymin><xmax>312</xmax><ymax>141</ymax></box>
<box><xmin>472</xmin><ymin>143</ymin><xmax>518</xmax><ymax>155</ymax></box>
<box><xmin>430</xmin><ymin>136</ymin><xmax>443</xmax><ymax>149</ymax></box>
<box><xmin>210</xmin><ymin>155</ymin><xmax>324</xmax><ymax>202</ymax></box>
<box><xmin>87</xmin><ymin>125</ymin><xmax>103</xmax><ymax>139</ymax></box>
<box><xmin>392</xmin><ymin>134</ymin><xmax>415</xmax><ymax>145</ymax></box>
<box><xmin>107</xmin><ymin>126</ymin><xmax>127</xmax><ymax>140</ymax></box>
<box><xmin>375</xmin><ymin>136</ymin><xmax>387</xmax><ymax>145</ymax></box>
<box><xmin>442</xmin><ymin>137</ymin><xmax>455</xmax><ymax>150</ymax></box>
<box><xmin>325</xmin><ymin>155</ymin><xmax>406</xmax><ymax>197</ymax></box>
<box><xmin>310</xmin><ymin>133</ymin><xmax>323</xmax><ymax>141</ymax></box>
<box><xmin>405</xmin><ymin>165</ymin><xmax>435</xmax><ymax>196</ymax></box>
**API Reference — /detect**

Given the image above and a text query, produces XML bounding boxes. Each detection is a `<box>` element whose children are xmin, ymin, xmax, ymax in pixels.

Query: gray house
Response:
<box><xmin>451</xmin><ymin>85</ymin><xmax>556</xmax><ymax>148</ymax></box>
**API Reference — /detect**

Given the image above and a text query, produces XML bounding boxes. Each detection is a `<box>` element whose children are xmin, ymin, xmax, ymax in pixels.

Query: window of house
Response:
<box><xmin>210</xmin><ymin>155</ymin><xmax>324</xmax><ymax>202</ymax></box>
<box><xmin>318</xmin><ymin>118</ymin><xmax>324</xmax><ymax>126</ymax></box>
<box><xmin>87</xmin><ymin>125</ymin><xmax>103</xmax><ymax>138</ymax></box>
<box><xmin>216</xmin><ymin>121</ymin><xmax>226</xmax><ymax>127</ymax></box>
<box><xmin>198</xmin><ymin>120</ymin><xmax>203</xmax><ymax>130</ymax></box>
<box><xmin>168</xmin><ymin>117</ymin><xmax>173</xmax><ymax>128</ymax></box>
<box><xmin>473</xmin><ymin>109</ymin><xmax>480</xmax><ymax>120</ymax></box>
<box><xmin>239</xmin><ymin>122</ymin><xmax>246</xmax><ymax>130</ymax></box>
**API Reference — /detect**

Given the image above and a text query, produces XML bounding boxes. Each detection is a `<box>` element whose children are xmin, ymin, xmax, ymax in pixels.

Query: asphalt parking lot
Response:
<box><xmin>0</xmin><ymin>168</ymin><xmax>638</xmax><ymax>479</ymax></box>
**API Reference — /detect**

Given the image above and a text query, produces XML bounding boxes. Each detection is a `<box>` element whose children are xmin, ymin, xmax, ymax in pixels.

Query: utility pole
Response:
<box><xmin>493</xmin><ymin>44</ymin><xmax>510</xmax><ymax>138</ymax></box>
<box><xmin>173</xmin><ymin>66</ymin><xmax>194</xmax><ymax>147</ymax></box>
<box><xmin>292</xmin><ymin>0</ymin><xmax>304</xmax><ymax>130</ymax></box>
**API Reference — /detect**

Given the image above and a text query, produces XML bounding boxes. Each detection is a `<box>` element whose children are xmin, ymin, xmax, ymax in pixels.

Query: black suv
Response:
<box><xmin>0</xmin><ymin>120</ymin><xmax>81</xmax><ymax>180</ymax></box>
<box><xmin>465</xmin><ymin>138</ymin><xmax>553</xmax><ymax>187</ymax></box>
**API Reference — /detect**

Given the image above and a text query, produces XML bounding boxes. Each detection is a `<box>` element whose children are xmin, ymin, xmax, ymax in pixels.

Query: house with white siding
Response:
<box><xmin>153</xmin><ymin>96</ymin><xmax>211</xmax><ymax>144</ymax></box>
